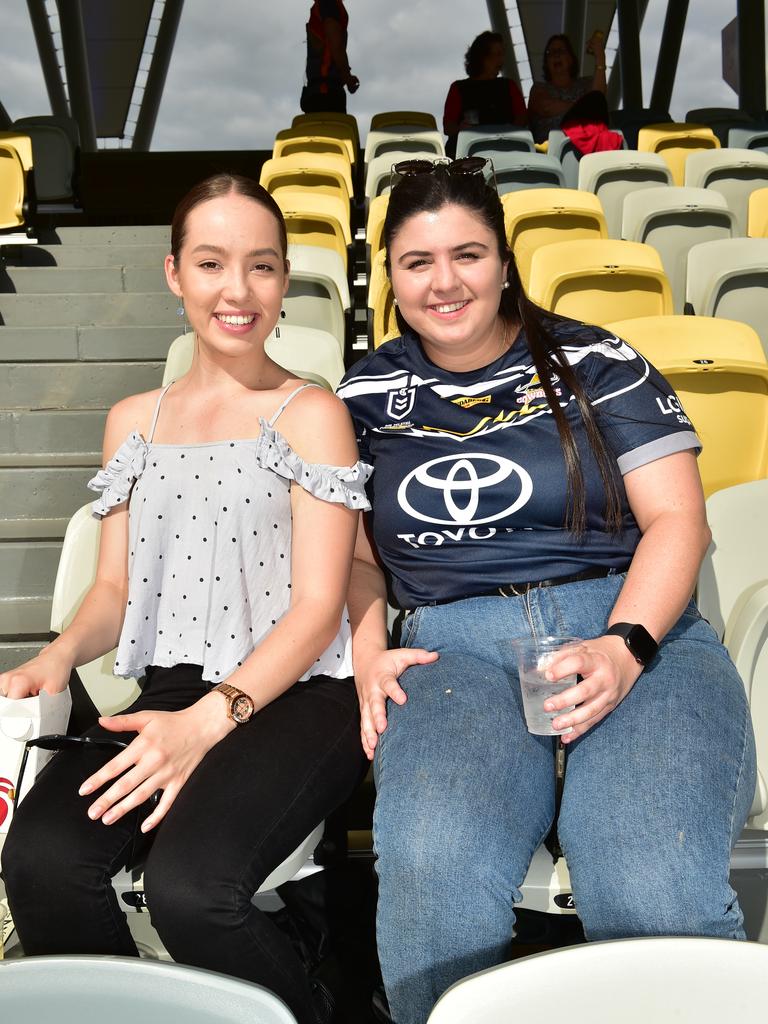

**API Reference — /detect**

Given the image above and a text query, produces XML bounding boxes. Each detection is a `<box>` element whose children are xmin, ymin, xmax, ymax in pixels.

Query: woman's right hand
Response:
<box><xmin>0</xmin><ymin>648</ymin><xmax>73</xmax><ymax>700</ymax></box>
<box><xmin>355</xmin><ymin>647</ymin><xmax>438</xmax><ymax>760</ymax></box>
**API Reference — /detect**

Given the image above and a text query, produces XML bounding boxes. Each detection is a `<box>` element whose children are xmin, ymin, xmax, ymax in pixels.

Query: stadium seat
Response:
<box><xmin>608</xmin><ymin>108</ymin><xmax>671</xmax><ymax>149</ymax></box>
<box><xmin>12</xmin><ymin>119</ymin><xmax>76</xmax><ymax>202</ymax></box>
<box><xmin>492</xmin><ymin>152</ymin><xmax>565</xmax><ymax>194</ymax></box>
<box><xmin>274</xmin><ymin>189</ymin><xmax>350</xmax><ymax>271</ymax></box>
<box><xmin>605</xmin><ymin>315</ymin><xmax>766</xmax><ymax>365</ymax></box>
<box><xmin>367</xmin><ymin>249</ymin><xmax>398</xmax><ymax>349</ymax></box>
<box><xmin>291</xmin><ymin>111</ymin><xmax>359</xmax><ymax>157</ymax></box>
<box><xmin>272</xmin><ymin>130</ymin><xmax>353</xmax><ymax>166</ymax></box>
<box><xmin>748</xmin><ymin>187</ymin><xmax>768</xmax><ymax>237</ymax></box>
<box><xmin>526</xmin><ymin>239</ymin><xmax>672</xmax><ymax>323</ymax></box>
<box><xmin>684</xmin><ymin>148</ymin><xmax>768</xmax><ymax>234</ymax></box>
<box><xmin>685</xmin><ymin>107</ymin><xmax>755</xmax><ymax>146</ymax></box>
<box><xmin>426</xmin><ymin>937</ymin><xmax>768</xmax><ymax>1024</ymax></box>
<box><xmin>285</xmin><ymin>243</ymin><xmax>350</xmax><ymax>352</ymax></box>
<box><xmin>0</xmin><ymin>142</ymin><xmax>27</xmax><ymax>230</ymax></box>
<box><xmin>578</xmin><ymin>150</ymin><xmax>672</xmax><ymax>236</ymax></box>
<box><xmin>0</xmin><ymin>956</ymin><xmax>300</xmax><ymax>1023</ymax></box>
<box><xmin>621</xmin><ymin>186</ymin><xmax>735</xmax><ymax>312</ymax></box>
<box><xmin>501</xmin><ymin>188</ymin><xmax>607</xmax><ymax>290</ymax></box>
<box><xmin>637</xmin><ymin>122</ymin><xmax>720</xmax><ymax>186</ymax></box>
<box><xmin>365</xmin><ymin>150</ymin><xmax>440</xmax><ymax>202</ymax></box>
<box><xmin>455</xmin><ymin>127</ymin><xmax>535</xmax><ymax>159</ymax></box>
<box><xmin>370</xmin><ymin>111</ymin><xmax>437</xmax><ymax>132</ymax></box>
<box><xmin>547</xmin><ymin>129</ymin><xmax>626</xmax><ymax>189</ymax></box>
<box><xmin>163</xmin><ymin>326</ymin><xmax>345</xmax><ymax>391</ymax></box>
<box><xmin>259</xmin><ymin>153</ymin><xmax>353</xmax><ymax>204</ymax></box>
<box><xmin>685</xmin><ymin>237</ymin><xmax>768</xmax><ymax>356</ymax></box>
<box><xmin>366</xmin><ymin>193</ymin><xmax>388</xmax><ymax>267</ymax></box>
<box><xmin>364</xmin><ymin>129</ymin><xmax>444</xmax><ymax>166</ymax></box>
<box><xmin>728</xmin><ymin>126</ymin><xmax>768</xmax><ymax>154</ymax></box>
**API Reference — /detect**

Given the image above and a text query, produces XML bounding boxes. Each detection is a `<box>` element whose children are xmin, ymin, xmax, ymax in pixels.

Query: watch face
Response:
<box><xmin>627</xmin><ymin>625</ymin><xmax>658</xmax><ymax>665</ymax></box>
<box><xmin>231</xmin><ymin>695</ymin><xmax>254</xmax><ymax>723</ymax></box>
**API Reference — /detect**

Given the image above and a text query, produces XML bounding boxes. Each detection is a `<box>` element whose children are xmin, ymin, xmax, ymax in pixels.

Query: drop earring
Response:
<box><xmin>176</xmin><ymin>297</ymin><xmax>187</xmax><ymax>334</ymax></box>
<box><xmin>501</xmin><ymin>281</ymin><xmax>510</xmax><ymax>290</ymax></box>
<box><xmin>275</xmin><ymin>308</ymin><xmax>286</xmax><ymax>339</ymax></box>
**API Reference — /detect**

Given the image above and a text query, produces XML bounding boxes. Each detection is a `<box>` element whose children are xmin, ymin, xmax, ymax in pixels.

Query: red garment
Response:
<box><xmin>562</xmin><ymin>121</ymin><xmax>623</xmax><ymax>155</ymax></box>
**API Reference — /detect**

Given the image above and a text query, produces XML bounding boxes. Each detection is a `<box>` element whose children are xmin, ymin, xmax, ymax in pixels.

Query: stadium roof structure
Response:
<box><xmin>7</xmin><ymin>0</ymin><xmax>768</xmax><ymax>151</ymax></box>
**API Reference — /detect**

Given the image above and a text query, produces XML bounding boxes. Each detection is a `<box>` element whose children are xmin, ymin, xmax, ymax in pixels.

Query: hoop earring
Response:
<box><xmin>275</xmin><ymin>308</ymin><xmax>286</xmax><ymax>338</ymax></box>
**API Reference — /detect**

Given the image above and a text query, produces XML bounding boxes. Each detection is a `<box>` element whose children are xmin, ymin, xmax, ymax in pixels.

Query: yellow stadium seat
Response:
<box><xmin>501</xmin><ymin>188</ymin><xmax>607</xmax><ymax>290</ymax></box>
<box><xmin>637</xmin><ymin>122</ymin><xmax>719</xmax><ymax>186</ymax></box>
<box><xmin>605</xmin><ymin>315</ymin><xmax>767</xmax><ymax>365</ymax></box>
<box><xmin>274</xmin><ymin>189</ymin><xmax>350</xmax><ymax>271</ymax></box>
<box><xmin>368</xmin><ymin>248</ymin><xmax>398</xmax><ymax>348</ymax></box>
<box><xmin>259</xmin><ymin>153</ymin><xmax>353</xmax><ymax>204</ymax></box>
<box><xmin>366</xmin><ymin>193</ymin><xmax>389</xmax><ymax>266</ymax></box>
<box><xmin>748</xmin><ymin>187</ymin><xmax>768</xmax><ymax>237</ymax></box>
<box><xmin>370</xmin><ymin>111</ymin><xmax>437</xmax><ymax>132</ymax></box>
<box><xmin>273</xmin><ymin>126</ymin><xmax>355</xmax><ymax>165</ymax></box>
<box><xmin>0</xmin><ymin>142</ymin><xmax>27</xmax><ymax>229</ymax></box>
<box><xmin>649</xmin><ymin>358</ymin><xmax>768</xmax><ymax>498</ymax></box>
<box><xmin>0</xmin><ymin>131</ymin><xmax>34</xmax><ymax>173</ymax></box>
<box><xmin>527</xmin><ymin>239</ymin><xmax>672</xmax><ymax>323</ymax></box>
<box><xmin>291</xmin><ymin>111</ymin><xmax>359</xmax><ymax>157</ymax></box>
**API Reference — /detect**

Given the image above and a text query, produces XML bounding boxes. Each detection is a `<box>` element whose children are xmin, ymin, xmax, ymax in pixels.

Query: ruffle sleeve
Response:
<box><xmin>256</xmin><ymin>420</ymin><xmax>372</xmax><ymax>510</ymax></box>
<box><xmin>87</xmin><ymin>431</ymin><xmax>148</xmax><ymax>518</ymax></box>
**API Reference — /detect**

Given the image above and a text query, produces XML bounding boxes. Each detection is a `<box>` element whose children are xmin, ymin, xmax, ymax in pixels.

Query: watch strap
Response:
<box><xmin>605</xmin><ymin>622</ymin><xmax>658</xmax><ymax>666</ymax></box>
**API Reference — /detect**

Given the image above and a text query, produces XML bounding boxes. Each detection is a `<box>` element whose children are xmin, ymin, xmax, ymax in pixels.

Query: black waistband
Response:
<box><xmin>423</xmin><ymin>564</ymin><xmax>629</xmax><ymax>607</ymax></box>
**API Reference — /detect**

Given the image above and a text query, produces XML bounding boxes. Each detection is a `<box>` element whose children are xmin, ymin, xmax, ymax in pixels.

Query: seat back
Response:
<box><xmin>501</xmin><ymin>188</ymin><xmax>607</xmax><ymax>289</ymax></box>
<box><xmin>291</xmin><ymin>111</ymin><xmax>359</xmax><ymax>155</ymax></box>
<box><xmin>686</xmin><ymin>237</ymin><xmax>768</xmax><ymax>357</ymax></box>
<box><xmin>366</xmin><ymin>193</ymin><xmax>389</xmax><ymax>266</ymax></box>
<box><xmin>370</xmin><ymin>111</ymin><xmax>437</xmax><ymax>132</ymax></box>
<box><xmin>365</xmin><ymin>150</ymin><xmax>441</xmax><ymax>202</ymax></box>
<box><xmin>12</xmin><ymin>122</ymin><xmax>75</xmax><ymax>201</ymax></box>
<box><xmin>259</xmin><ymin>153</ymin><xmax>353</xmax><ymax>203</ymax></box>
<box><xmin>163</xmin><ymin>327</ymin><xmax>342</xmax><ymax>391</ymax></box>
<box><xmin>274</xmin><ymin>189</ymin><xmax>350</xmax><ymax>269</ymax></box>
<box><xmin>49</xmin><ymin>504</ymin><xmax>141</xmax><ymax>716</ymax></box>
<box><xmin>455</xmin><ymin>128</ymin><xmax>535</xmax><ymax>159</ymax></box>
<box><xmin>637</xmin><ymin>122</ymin><xmax>720</xmax><ymax>185</ymax></box>
<box><xmin>492</xmin><ymin>152</ymin><xmax>565</xmax><ymax>194</ymax></box>
<box><xmin>729</xmin><ymin>126</ymin><xmax>768</xmax><ymax>154</ymax></box>
<box><xmin>748</xmin><ymin>186</ymin><xmax>768</xmax><ymax>237</ymax></box>
<box><xmin>426</xmin><ymin>937</ymin><xmax>768</xmax><ymax>1024</ymax></box>
<box><xmin>0</xmin><ymin>144</ymin><xmax>26</xmax><ymax>229</ymax></box>
<box><xmin>621</xmin><ymin>186</ymin><xmax>735</xmax><ymax>312</ymax></box>
<box><xmin>368</xmin><ymin>249</ymin><xmax>398</xmax><ymax>348</ymax></box>
<box><xmin>684</xmin><ymin>148</ymin><xmax>768</xmax><ymax>233</ymax></box>
<box><xmin>548</xmin><ymin>129</ymin><xmax>626</xmax><ymax>189</ymax></box>
<box><xmin>578</xmin><ymin>151</ymin><xmax>672</xmax><ymax>236</ymax></box>
<box><xmin>685</xmin><ymin>107</ymin><xmax>755</xmax><ymax>146</ymax></box>
<box><xmin>605</xmin><ymin>315</ymin><xmax>766</xmax><ymax>365</ymax></box>
<box><xmin>364</xmin><ymin>129</ymin><xmax>444</xmax><ymax>166</ymax></box>
<box><xmin>527</xmin><ymin>239</ymin><xmax>672</xmax><ymax>324</ymax></box>
<box><xmin>286</xmin><ymin>243</ymin><xmax>349</xmax><ymax>352</ymax></box>
<box><xmin>273</xmin><ymin>125</ymin><xmax>355</xmax><ymax>164</ymax></box>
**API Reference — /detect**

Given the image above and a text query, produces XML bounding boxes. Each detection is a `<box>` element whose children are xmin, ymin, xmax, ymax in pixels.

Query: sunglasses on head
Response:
<box><xmin>390</xmin><ymin>156</ymin><xmax>496</xmax><ymax>191</ymax></box>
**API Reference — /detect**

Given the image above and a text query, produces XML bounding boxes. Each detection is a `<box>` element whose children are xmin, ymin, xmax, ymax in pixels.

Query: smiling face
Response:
<box><xmin>388</xmin><ymin>202</ymin><xmax>509</xmax><ymax>370</ymax></box>
<box><xmin>544</xmin><ymin>36</ymin><xmax>576</xmax><ymax>82</ymax></box>
<box><xmin>164</xmin><ymin>191</ymin><xmax>289</xmax><ymax>358</ymax></box>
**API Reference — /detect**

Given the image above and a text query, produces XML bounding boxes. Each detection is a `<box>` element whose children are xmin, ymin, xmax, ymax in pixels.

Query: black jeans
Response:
<box><xmin>300</xmin><ymin>83</ymin><xmax>347</xmax><ymax>114</ymax></box>
<box><xmin>3</xmin><ymin>664</ymin><xmax>366</xmax><ymax>1023</ymax></box>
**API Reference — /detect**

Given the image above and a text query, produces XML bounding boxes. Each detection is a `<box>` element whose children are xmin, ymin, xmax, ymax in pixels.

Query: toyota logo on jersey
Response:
<box><xmin>397</xmin><ymin>453</ymin><xmax>533</xmax><ymax>526</ymax></box>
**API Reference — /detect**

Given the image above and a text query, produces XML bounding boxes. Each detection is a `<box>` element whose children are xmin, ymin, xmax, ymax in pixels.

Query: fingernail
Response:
<box><xmin>102</xmin><ymin>812</ymin><xmax>116</xmax><ymax>825</ymax></box>
<box><xmin>87</xmin><ymin>806</ymin><xmax>100</xmax><ymax>819</ymax></box>
<box><xmin>79</xmin><ymin>783</ymin><xmax>92</xmax><ymax>796</ymax></box>
<box><xmin>543</xmin><ymin>701</ymin><xmax>554</xmax><ymax>711</ymax></box>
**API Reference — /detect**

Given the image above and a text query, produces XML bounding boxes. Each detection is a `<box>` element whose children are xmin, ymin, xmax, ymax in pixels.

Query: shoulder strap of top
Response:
<box><xmin>147</xmin><ymin>381</ymin><xmax>175</xmax><ymax>442</ymax></box>
<box><xmin>268</xmin><ymin>383</ymin><xmax>321</xmax><ymax>426</ymax></box>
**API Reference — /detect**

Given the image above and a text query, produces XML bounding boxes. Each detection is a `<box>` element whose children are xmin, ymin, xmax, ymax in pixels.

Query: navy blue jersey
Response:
<box><xmin>337</xmin><ymin>319</ymin><xmax>700</xmax><ymax>609</ymax></box>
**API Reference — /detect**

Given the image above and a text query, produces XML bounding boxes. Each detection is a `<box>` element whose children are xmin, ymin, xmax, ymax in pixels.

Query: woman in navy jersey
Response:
<box><xmin>337</xmin><ymin>163</ymin><xmax>756</xmax><ymax>1024</ymax></box>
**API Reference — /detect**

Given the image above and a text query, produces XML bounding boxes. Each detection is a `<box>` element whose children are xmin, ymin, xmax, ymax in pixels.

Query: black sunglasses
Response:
<box><xmin>390</xmin><ymin>156</ymin><xmax>496</xmax><ymax>190</ymax></box>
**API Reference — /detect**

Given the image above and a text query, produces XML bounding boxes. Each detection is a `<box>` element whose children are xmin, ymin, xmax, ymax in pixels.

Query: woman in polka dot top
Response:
<box><xmin>1</xmin><ymin>174</ymin><xmax>370</xmax><ymax>1022</ymax></box>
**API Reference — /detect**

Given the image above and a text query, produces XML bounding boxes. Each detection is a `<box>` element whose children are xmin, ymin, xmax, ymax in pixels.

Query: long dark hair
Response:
<box><xmin>383</xmin><ymin>168</ymin><xmax>623</xmax><ymax>536</ymax></box>
<box><xmin>543</xmin><ymin>34</ymin><xmax>579</xmax><ymax>82</ymax></box>
<box><xmin>464</xmin><ymin>31</ymin><xmax>503</xmax><ymax>77</ymax></box>
<box><xmin>170</xmin><ymin>173</ymin><xmax>288</xmax><ymax>265</ymax></box>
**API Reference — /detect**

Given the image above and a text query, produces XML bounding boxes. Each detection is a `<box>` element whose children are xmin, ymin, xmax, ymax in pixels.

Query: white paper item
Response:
<box><xmin>0</xmin><ymin>689</ymin><xmax>72</xmax><ymax>834</ymax></box>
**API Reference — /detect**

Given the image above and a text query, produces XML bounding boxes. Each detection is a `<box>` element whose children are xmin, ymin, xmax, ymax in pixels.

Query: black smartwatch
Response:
<box><xmin>605</xmin><ymin>622</ymin><xmax>658</xmax><ymax>666</ymax></box>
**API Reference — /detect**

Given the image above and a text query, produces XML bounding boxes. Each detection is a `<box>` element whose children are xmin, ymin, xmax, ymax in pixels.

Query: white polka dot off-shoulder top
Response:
<box><xmin>87</xmin><ymin>382</ymin><xmax>372</xmax><ymax>684</ymax></box>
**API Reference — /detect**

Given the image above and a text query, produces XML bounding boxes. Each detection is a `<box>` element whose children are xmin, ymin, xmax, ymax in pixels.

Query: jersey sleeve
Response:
<box><xmin>578</xmin><ymin>331</ymin><xmax>702</xmax><ymax>475</ymax></box>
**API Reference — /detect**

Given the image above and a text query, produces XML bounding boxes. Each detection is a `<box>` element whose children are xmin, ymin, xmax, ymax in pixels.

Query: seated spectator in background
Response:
<box><xmin>301</xmin><ymin>0</ymin><xmax>359</xmax><ymax>114</ymax></box>
<box><xmin>528</xmin><ymin>31</ymin><xmax>616</xmax><ymax>149</ymax></box>
<box><xmin>443</xmin><ymin>31</ymin><xmax>527</xmax><ymax>158</ymax></box>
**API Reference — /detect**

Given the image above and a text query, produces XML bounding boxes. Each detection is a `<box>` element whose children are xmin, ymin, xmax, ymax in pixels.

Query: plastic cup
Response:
<box><xmin>512</xmin><ymin>636</ymin><xmax>582</xmax><ymax>735</ymax></box>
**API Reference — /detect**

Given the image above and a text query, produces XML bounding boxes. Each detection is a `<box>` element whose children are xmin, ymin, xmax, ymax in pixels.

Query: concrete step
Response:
<box><xmin>0</xmin><ymin>361</ymin><xmax>163</xmax><ymax>410</ymax></box>
<box><xmin>0</xmin><ymin>326</ymin><xmax>177</xmax><ymax>362</ymax></box>
<box><xmin>2</xmin><ymin>243</ymin><xmax>168</xmax><ymax>268</ymax></box>
<box><xmin>53</xmin><ymin>225</ymin><xmax>170</xmax><ymax>245</ymax></box>
<box><xmin>123</xmin><ymin>266</ymin><xmax>170</xmax><ymax>292</ymax></box>
<box><xmin>0</xmin><ymin>641</ymin><xmax>49</xmax><ymax>670</ymax></box>
<box><xmin>0</xmin><ymin>541</ymin><xmax>61</xmax><ymax>634</ymax></box>
<box><xmin>0</xmin><ymin>266</ymin><xmax>126</xmax><ymax>294</ymax></box>
<box><xmin>0</xmin><ymin>467</ymin><xmax>95</xmax><ymax>539</ymax></box>
<box><xmin>0</xmin><ymin>410</ymin><xmax>106</xmax><ymax>466</ymax></box>
<box><xmin>0</xmin><ymin>292</ymin><xmax>179</xmax><ymax>327</ymax></box>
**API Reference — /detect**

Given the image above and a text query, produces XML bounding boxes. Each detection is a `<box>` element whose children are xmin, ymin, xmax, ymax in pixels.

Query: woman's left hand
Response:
<box><xmin>79</xmin><ymin>696</ymin><xmax>234</xmax><ymax>832</ymax></box>
<box><xmin>542</xmin><ymin>635</ymin><xmax>644</xmax><ymax>743</ymax></box>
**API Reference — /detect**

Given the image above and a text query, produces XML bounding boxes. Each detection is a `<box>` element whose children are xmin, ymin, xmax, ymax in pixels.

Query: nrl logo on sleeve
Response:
<box><xmin>387</xmin><ymin>384</ymin><xmax>417</xmax><ymax>420</ymax></box>
<box><xmin>451</xmin><ymin>395</ymin><xmax>492</xmax><ymax>409</ymax></box>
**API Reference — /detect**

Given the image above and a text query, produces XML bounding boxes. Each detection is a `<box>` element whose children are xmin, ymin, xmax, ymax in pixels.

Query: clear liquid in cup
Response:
<box><xmin>520</xmin><ymin>657</ymin><xmax>577</xmax><ymax>735</ymax></box>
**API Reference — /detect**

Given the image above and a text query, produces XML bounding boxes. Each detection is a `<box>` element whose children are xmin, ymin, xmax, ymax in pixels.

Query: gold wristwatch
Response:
<box><xmin>213</xmin><ymin>682</ymin><xmax>255</xmax><ymax>724</ymax></box>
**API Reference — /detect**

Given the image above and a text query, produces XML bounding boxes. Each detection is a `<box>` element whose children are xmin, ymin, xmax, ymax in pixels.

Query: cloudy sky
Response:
<box><xmin>0</xmin><ymin>0</ymin><xmax>754</xmax><ymax>150</ymax></box>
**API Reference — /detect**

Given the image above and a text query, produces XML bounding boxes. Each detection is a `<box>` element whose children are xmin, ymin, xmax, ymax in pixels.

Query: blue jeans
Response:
<box><xmin>373</xmin><ymin>575</ymin><xmax>757</xmax><ymax>1024</ymax></box>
